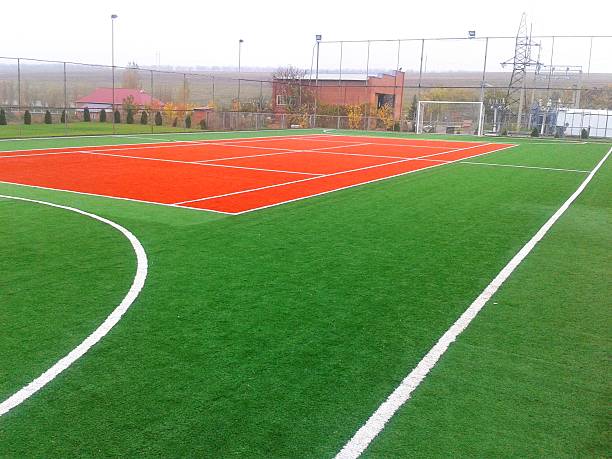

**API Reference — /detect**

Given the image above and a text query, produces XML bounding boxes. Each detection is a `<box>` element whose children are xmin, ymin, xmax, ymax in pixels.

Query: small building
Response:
<box><xmin>191</xmin><ymin>106</ymin><xmax>214</xmax><ymax>128</ymax></box>
<box><xmin>75</xmin><ymin>88</ymin><xmax>162</xmax><ymax>118</ymax></box>
<box><xmin>272</xmin><ymin>71</ymin><xmax>405</xmax><ymax>120</ymax></box>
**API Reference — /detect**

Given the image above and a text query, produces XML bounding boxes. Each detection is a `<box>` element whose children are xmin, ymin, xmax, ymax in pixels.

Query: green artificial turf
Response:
<box><xmin>0</xmin><ymin>132</ymin><xmax>609</xmax><ymax>457</ymax></box>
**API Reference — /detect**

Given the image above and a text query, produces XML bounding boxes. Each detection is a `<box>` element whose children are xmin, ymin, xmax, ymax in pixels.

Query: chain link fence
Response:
<box><xmin>1</xmin><ymin>34</ymin><xmax>611</xmax><ymax>139</ymax></box>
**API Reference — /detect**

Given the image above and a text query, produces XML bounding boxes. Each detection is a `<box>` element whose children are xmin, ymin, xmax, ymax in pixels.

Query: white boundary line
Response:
<box><xmin>174</xmin><ymin>143</ymin><xmax>496</xmax><ymax>205</ymax></box>
<box><xmin>225</xmin><ymin>145</ymin><xmax>517</xmax><ymax>215</ymax></box>
<box><xmin>0</xmin><ymin>128</ymin><xmax>319</xmax><ymax>143</ymax></box>
<box><xmin>414</xmin><ymin>158</ymin><xmax>591</xmax><ymax>173</ymax></box>
<box><xmin>0</xmin><ymin>194</ymin><xmax>149</xmax><ymax>417</ymax></box>
<box><xmin>334</xmin><ymin>146</ymin><xmax>611</xmax><ymax>459</ymax></box>
<box><xmin>82</xmin><ymin>151</ymin><xmax>322</xmax><ymax>176</ymax></box>
<box><xmin>0</xmin><ymin>181</ymin><xmax>235</xmax><ymax>216</ymax></box>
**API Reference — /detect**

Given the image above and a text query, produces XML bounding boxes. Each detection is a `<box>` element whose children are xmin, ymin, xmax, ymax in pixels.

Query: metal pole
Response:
<box><xmin>394</xmin><ymin>39</ymin><xmax>401</xmax><ymax>122</ymax></box>
<box><xmin>338</xmin><ymin>41</ymin><xmax>343</xmax><ymax>129</ymax></box>
<box><xmin>586</xmin><ymin>36</ymin><xmax>593</xmax><ymax>77</ymax></box>
<box><xmin>212</xmin><ymin>76</ymin><xmax>215</xmax><ymax>107</ymax></box>
<box><xmin>63</xmin><ymin>61</ymin><xmax>68</xmax><ymax>135</ymax></box>
<box><xmin>111</xmin><ymin>14</ymin><xmax>118</xmax><ymax>135</ymax></box>
<box><xmin>17</xmin><ymin>58</ymin><xmax>21</xmax><ymax>137</ymax></box>
<box><xmin>417</xmin><ymin>39</ymin><xmax>425</xmax><ymax>100</ymax></box>
<box><xmin>365</xmin><ymin>40</ymin><xmax>370</xmax><ymax>129</ymax></box>
<box><xmin>314</xmin><ymin>36</ymin><xmax>321</xmax><ymax>128</ymax></box>
<box><xmin>183</xmin><ymin>73</ymin><xmax>187</xmax><ymax>128</ymax></box>
<box><xmin>150</xmin><ymin>69</ymin><xmax>154</xmax><ymax>133</ymax></box>
<box><xmin>479</xmin><ymin>37</ymin><xmax>489</xmax><ymax>135</ymax></box>
<box><xmin>237</xmin><ymin>39</ymin><xmax>243</xmax><ymax>108</ymax></box>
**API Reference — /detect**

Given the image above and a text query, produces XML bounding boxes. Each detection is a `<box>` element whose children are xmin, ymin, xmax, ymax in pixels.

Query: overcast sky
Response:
<box><xmin>3</xmin><ymin>0</ymin><xmax>611</xmax><ymax>72</ymax></box>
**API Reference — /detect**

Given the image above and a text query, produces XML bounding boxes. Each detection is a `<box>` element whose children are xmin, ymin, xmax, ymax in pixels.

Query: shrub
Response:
<box><xmin>347</xmin><ymin>104</ymin><xmax>363</xmax><ymax>130</ymax></box>
<box><xmin>114</xmin><ymin>110</ymin><xmax>121</xmax><ymax>123</ymax></box>
<box><xmin>61</xmin><ymin>110</ymin><xmax>66</xmax><ymax>123</ymax></box>
<box><xmin>172</xmin><ymin>117</ymin><xmax>178</xmax><ymax>127</ymax></box>
<box><xmin>0</xmin><ymin>108</ymin><xmax>7</xmax><ymax>125</ymax></box>
<box><xmin>126</xmin><ymin>108</ymin><xmax>134</xmax><ymax>124</ymax></box>
<box><xmin>24</xmin><ymin>110</ymin><xmax>31</xmax><ymax>125</ymax></box>
<box><xmin>501</xmin><ymin>128</ymin><xmax>508</xmax><ymax>136</ymax></box>
<box><xmin>581</xmin><ymin>128</ymin><xmax>589</xmax><ymax>139</ymax></box>
<box><xmin>83</xmin><ymin>107</ymin><xmax>91</xmax><ymax>122</ymax></box>
<box><xmin>185</xmin><ymin>115</ymin><xmax>191</xmax><ymax>129</ymax></box>
<box><xmin>199</xmin><ymin>119</ymin><xmax>207</xmax><ymax>130</ymax></box>
<box><xmin>44</xmin><ymin>110</ymin><xmax>52</xmax><ymax>124</ymax></box>
<box><xmin>155</xmin><ymin>111</ymin><xmax>162</xmax><ymax>126</ymax></box>
<box><xmin>530</xmin><ymin>127</ymin><xmax>540</xmax><ymax>137</ymax></box>
<box><xmin>99</xmin><ymin>109</ymin><xmax>106</xmax><ymax>122</ymax></box>
<box><xmin>140</xmin><ymin>111</ymin><xmax>148</xmax><ymax>125</ymax></box>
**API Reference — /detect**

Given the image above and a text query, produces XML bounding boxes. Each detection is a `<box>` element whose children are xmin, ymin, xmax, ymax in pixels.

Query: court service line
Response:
<box><xmin>174</xmin><ymin>143</ymin><xmax>498</xmax><ymax>205</ymax></box>
<box><xmin>334</xmin><ymin>147</ymin><xmax>611</xmax><ymax>459</ymax></box>
<box><xmin>227</xmin><ymin>145</ymin><xmax>518</xmax><ymax>215</ymax></box>
<box><xmin>0</xmin><ymin>194</ymin><xmax>148</xmax><ymax>417</ymax></box>
<box><xmin>81</xmin><ymin>151</ymin><xmax>322</xmax><ymax>176</ymax></box>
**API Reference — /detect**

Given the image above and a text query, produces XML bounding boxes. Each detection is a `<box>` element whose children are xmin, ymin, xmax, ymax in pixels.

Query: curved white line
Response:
<box><xmin>0</xmin><ymin>194</ymin><xmax>148</xmax><ymax>417</ymax></box>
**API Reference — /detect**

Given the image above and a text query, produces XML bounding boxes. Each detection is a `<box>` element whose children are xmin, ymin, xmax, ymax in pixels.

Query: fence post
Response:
<box><xmin>479</xmin><ymin>37</ymin><xmax>489</xmax><ymax>136</ymax></box>
<box><xmin>149</xmin><ymin>70</ymin><xmax>157</xmax><ymax>134</ymax></box>
<box><xmin>63</xmin><ymin>61</ymin><xmax>68</xmax><ymax>135</ymax></box>
<box><xmin>17</xmin><ymin>58</ymin><xmax>21</xmax><ymax>138</ymax></box>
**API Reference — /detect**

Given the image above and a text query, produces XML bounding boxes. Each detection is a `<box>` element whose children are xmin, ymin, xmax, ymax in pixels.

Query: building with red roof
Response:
<box><xmin>75</xmin><ymin>88</ymin><xmax>163</xmax><ymax>116</ymax></box>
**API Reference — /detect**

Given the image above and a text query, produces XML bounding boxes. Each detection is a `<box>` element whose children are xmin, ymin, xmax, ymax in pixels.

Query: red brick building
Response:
<box><xmin>272</xmin><ymin>71</ymin><xmax>404</xmax><ymax>120</ymax></box>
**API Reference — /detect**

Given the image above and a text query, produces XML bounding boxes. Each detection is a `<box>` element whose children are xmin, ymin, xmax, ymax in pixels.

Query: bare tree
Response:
<box><xmin>272</xmin><ymin>66</ymin><xmax>314</xmax><ymax>114</ymax></box>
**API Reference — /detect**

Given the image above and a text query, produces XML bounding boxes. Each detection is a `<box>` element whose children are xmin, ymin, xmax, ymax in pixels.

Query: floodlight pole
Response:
<box><xmin>313</xmin><ymin>34</ymin><xmax>321</xmax><ymax>128</ymax></box>
<box><xmin>237</xmin><ymin>39</ymin><xmax>244</xmax><ymax>108</ymax></box>
<box><xmin>111</xmin><ymin>14</ymin><xmax>118</xmax><ymax>134</ymax></box>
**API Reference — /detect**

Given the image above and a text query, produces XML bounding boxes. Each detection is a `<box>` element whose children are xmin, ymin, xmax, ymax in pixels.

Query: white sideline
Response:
<box><xmin>335</xmin><ymin>146</ymin><xmax>611</xmax><ymax>459</ymax></box>
<box><xmin>0</xmin><ymin>195</ymin><xmax>148</xmax><ymax>417</ymax></box>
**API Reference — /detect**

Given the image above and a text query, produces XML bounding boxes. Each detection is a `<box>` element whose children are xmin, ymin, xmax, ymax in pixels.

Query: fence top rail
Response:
<box><xmin>318</xmin><ymin>34</ymin><xmax>612</xmax><ymax>44</ymax></box>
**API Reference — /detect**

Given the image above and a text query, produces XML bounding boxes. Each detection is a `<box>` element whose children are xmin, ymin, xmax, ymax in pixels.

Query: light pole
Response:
<box><xmin>111</xmin><ymin>14</ymin><xmax>118</xmax><ymax>134</ymax></box>
<box><xmin>237</xmin><ymin>39</ymin><xmax>244</xmax><ymax>108</ymax></box>
<box><xmin>313</xmin><ymin>34</ymin><xmax>322</xmax><ymax>128</ymax></box>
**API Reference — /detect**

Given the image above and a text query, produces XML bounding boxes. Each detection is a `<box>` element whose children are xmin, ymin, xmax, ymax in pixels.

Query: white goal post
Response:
<box><xmin>416</xmin><ymin>101</ymin><xmax>484</xmax><ymax>136</ymax></box>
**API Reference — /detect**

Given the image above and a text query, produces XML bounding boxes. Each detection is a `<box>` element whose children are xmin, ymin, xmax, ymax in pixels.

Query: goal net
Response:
<box><xmin>416</xmin><ymin>101</ymin><xmax>484</xmax><ymax>136</ymax></box>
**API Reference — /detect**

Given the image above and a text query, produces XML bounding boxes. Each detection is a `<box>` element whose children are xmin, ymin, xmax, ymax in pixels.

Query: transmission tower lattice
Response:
<box><xmin>501</xmin><ymin>13</ymin><xmax>541</xmax><ymax>131</ymax></box>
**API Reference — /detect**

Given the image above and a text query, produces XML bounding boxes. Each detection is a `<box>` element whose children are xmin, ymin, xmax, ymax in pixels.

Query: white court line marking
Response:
<box><xmin>414</xmin><ymin>158</ymin><xmax>591</xmax><ymax>173</ymax></box>
<box><xmin>460</xmin><ymin>161</ymin><xmax>591</xmax><ymax>173</ymax></box>
<box><xmin>0</xmin><ymin>194</ymin><xmax>149</xmax><ymax>417</ymax></box>
<box><xmin>174</xmin><ymin>143</ymin><xmax>496</xmax><ymax>205</ymax></box>
<box><xmin>81</xmin><ymin>151</ymin><xmax>322</xmax><ymax>176</ymax></box>
<box><xmin>0</xmin><ymin>133</ymin><xmax>324</xmax><ymax>155</ymax></box>
<box><xmin>0</xmin><ymin>128</ymin><xmax>319</xmax><ymax>143</ymax></box>
<box><xmin>334</xmin><ymin>147</ymin><xmax>611</xmax><ymax>459</ymax></box>
<box><xmin>0</xmin><ymin>181</ymin><xmax>235</xmax><ymax>216</ymax></box>
<box><xmin>226</xmin><ymin>145</ymin><xmax>517</xmax><ymax>215</ymax></box>
<box><xmin>0</xmin><ymin>151</ymin><xmax>80</xmax><ymax>159</ymax></box>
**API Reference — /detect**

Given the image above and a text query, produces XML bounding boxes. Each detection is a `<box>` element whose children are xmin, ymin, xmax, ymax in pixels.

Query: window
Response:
<box><xmin>276</xmin><ymin>95</ymin><xmax>296</xmax><ymax>106</ymax></box>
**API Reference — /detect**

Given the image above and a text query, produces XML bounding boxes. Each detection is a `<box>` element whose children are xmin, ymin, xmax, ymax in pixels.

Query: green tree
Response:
<box><xmin>140</xmin><ymin>111</ymin><xmax>148</xmax><ymax>125</ymax></box>
<box><xmin>83</xmin><ymin>107</ymin><xmax>91</xmax><ymax>122</ymax></box>
<box><xmin>155</xmin><ymin>111</ymin><xmax>162</xmax><ymax>126</ymax></box>
<box><xmin>60</xmin><ymin>110</ymin><xmax>66</xmax><ymax>123</ymax></box>
<box><xmin>127</xmin><ymin>108</ymin><xmax>134</xmax><ymax>124</ymax></box>
<box><xmin>44</xmin><ymin>110</ymin><xmax>52</xmax><ymax>124</ymax></box>
<box><xmin>0</xmin><ymin>108</ymin><xmax>7</xmax><ymax>125</ymax></box>
<box><xmin>114</xmin><ymin>110</ymin><xmax>121</xmax><ymax>123</ymax></box>
<box><xmin>24</xmin><ymin>110</ymin><xmax>31</xmax><ymax>125</ymax></box>
<box><xmin>99</xmin><ymin>109</ymin><xmax>107</xmax><ymax>122</ymax></box>
<box><xmin>185</xmin><ymin>115</ymin><xmax>191</xmax><ymax>129</ymax></box>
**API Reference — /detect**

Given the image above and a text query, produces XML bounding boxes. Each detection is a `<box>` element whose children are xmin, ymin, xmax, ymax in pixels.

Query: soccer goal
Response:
<box><xmin>416</xmin><ymin>101</ymin><xmax>484</xmax><ymax>136</ymax></box>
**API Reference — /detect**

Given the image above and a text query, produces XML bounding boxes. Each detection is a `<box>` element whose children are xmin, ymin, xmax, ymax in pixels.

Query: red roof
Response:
<box><xmin>76</xmin><ymin>88</ymin><xmax>162</xmax><ymax>106</ymax></box>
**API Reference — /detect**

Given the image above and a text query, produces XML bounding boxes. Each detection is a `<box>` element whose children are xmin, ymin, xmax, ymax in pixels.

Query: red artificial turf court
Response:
<box><xmin>0</xmin><ymin>134</ymin><xmax>514</xmax><ymax>214</ymax></box>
